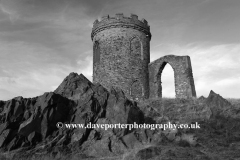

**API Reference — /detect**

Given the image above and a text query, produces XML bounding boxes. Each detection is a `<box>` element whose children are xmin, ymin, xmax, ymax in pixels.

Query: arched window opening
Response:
<box><xmin>161</xmin><ymin>63</ymin><xmax>175</xmax><ymax>98</ymax></box>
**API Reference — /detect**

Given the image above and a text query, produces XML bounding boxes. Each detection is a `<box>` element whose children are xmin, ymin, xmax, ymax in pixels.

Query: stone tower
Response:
<box><xmin>91</xmin><ymin>13</ymin><xmax>151</xmax><ymax>100</ymax></box>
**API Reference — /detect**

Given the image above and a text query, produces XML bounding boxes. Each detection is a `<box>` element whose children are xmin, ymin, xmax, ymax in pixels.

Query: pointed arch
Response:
<box><xmin>156</xmin><ymin>61</ymin><xmax>175</xmax><ymax>97</ymax></box>
<box><xmin>149</xmin><ymin>55</ymin><xmax>197</xmax><ymax>99</ymax></box>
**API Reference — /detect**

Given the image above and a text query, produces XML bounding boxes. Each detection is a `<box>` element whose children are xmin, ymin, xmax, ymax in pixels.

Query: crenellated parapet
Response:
<box><xmin>91</xmin><ymin>13</ymin><xmax>151</xmax><ymax>40</ymax></box>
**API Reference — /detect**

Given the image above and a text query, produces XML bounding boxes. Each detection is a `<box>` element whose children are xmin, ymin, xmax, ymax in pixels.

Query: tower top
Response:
<box><xmin>91</xmin><ymin>13</ymin><xmax>151</xmax><ymax>40</ymax></box>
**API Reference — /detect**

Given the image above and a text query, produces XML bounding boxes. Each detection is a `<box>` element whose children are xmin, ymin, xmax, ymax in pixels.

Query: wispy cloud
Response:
<box><xmin>0</xmin><ymin>39</ymin><xmax>92</xmax><ymax>100</ymax></box>
<box><xmin>1</xmin><ymin>0</ymin><xmax>240</xmax><ymax>100</ymax></box>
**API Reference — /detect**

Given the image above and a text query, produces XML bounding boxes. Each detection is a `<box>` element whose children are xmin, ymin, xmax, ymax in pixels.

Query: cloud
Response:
<box><xmin>0</xmin><ymin>18</ymin><xmax>48</xmax><ymax>32</ymax></box>
<box><xmin>0</xmin><ymin>2</ymin><xmax>19</xmax><ymax>22</ymax></box>
<box><xmin>1</xmin><ymin>0</ymin><xmax>240</xmax><ymax>101</ymax></box>
<box><xmin>76</xmin><ymin>50</ymin><xmax>93</xmax><ymax>80</ymax></box>
<box><xmin>0</xmin><ymin>66</ymin><xmax>70</xmax><ymax>100</ymax></box>
<box><xmin>0</xmin><ymin>39</ymin><xmax>93</xmax><ymax>101</ymax></box>
<box><xmin>0</xmin><ymin>0</ymin><xmax>96</xmax><ymax>101</ymax></box>
<box><xmin>0</xmin><ymin>0</ymin><xmax>119</xmax><ymax>21</ymax></box>
<box><xmin>0</xmin><ymin>61</ymin><xmax>93</xmax><ymax>101</ymax></box>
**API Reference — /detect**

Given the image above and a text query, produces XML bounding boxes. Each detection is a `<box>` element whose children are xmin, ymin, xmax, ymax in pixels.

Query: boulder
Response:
<box><xmin>54</xmin><ymin>72</ymin><xmax>93</xmax><ymax>101</ymax></box>
<box><xmin>105</xmin><ymin>87</ymin><xmax>144</xmax><ymax>137</ymax></box>
<box><xmin>206</xmin><ymin>90</ymin><xmax>233</xmax><ymax>118</ymax></box>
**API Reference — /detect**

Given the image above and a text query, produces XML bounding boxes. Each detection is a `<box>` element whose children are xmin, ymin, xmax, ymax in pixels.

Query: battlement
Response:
<box><xmin>91</xmin><ymin>13</ymin><xmax>151</xmax><ymax>40</ymax></box>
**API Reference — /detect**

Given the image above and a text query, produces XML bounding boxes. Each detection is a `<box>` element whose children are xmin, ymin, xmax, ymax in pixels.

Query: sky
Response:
<box><xmin>0</xmin><ymin>0</ymin><xmax>240</xmax><ymax>100</ymax></box>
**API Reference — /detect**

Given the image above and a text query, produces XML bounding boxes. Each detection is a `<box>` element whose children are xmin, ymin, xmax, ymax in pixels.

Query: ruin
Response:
<box><xmin>149</xmin><ymin>55</ymin><xmax>196</xmax><ymax>99</ymax></box>
<box><xmin>91</xmin><ymin>13</ymin><xmax>196</xmax><ymax>99</ymax></box>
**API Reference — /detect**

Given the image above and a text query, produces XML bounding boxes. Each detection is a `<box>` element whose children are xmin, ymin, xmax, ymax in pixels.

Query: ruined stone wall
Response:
<box><xmin>91</xmin><ymin>13</ymin><xmax>151</xmax><ymax>100</ymax></box>
<box><xmin>148</xmin><ymin>55</ymin><xmax>196</xmax><ymax>99</ymax></box>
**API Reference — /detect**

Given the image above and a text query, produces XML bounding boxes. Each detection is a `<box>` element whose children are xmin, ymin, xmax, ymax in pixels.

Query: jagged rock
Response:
<box><xmin>78</xmin><ymin>87</ymin><xmax>145</xmax><ymax>157</ymax></box>
<box><xmin>0</xmin><ymin>129</ymin><xmax>11</xmax><ymax>147</ymax></box>
<box><xmin>18</xmin><ymin>107</ymin><xmax>42</xmax><ymax>137</ymax></box>
<box><xmin>206</xmin><ymin>90</ymin><xmax>233</xmax><ymax>118</ymax></box>
<box><xmin>1</xmin><ymin>73</ymin><xmax>239</xmax><ymax>160</ymax></box>
<box><xmin>0</xmin><ymin>91</ymin><xmax>75</xmax><ymax>151</ymax></box>
<box><xmin>26</xmin><ymin>131</ymin><xmax>42</xmax><ymax>147</ymax></box>
<box><xmin>54</xmin><ymin>73</ymin><xmax>145</xmax><ymax>157</ymax></box>
<box><xmin>54</xmin><ymin>73</ymin><xmax>145</xmax><ymax>149</ymax></box>
<box><xmin>3</xmin><ymin>97</ymin><xmax>24</xmax><ymax>124</ymax></box>
<box><xmin>71</xmin><ymin>87</ymin><xmax>145</xmax><ymax>156</ymax></box>
<box><xmin>69</xmin><ymin>87</ymin><xmax>109</xmax><ymax>144</ymax></box>
<box><xmin>2</xmin><ymin>73</ymin><xmax>147</xmax><ymax>156</ymax></box>
<box><xmin>18</xmin><ymin>92</ymin><xmax>74</xmax><ymax>139</ymax></box>
<box><xmin>105</xmin><ymin>87</ymin><xmax>144</xmax><ymax>137</ymax></box>
<box><xmin>0</xmin><ymin>101</ymin><xmax>5</xmax><ymax>112</ymax></box>
<box><xmin>198</xmin><ymin>96</ymin><xmax>206</xmax><ymax>104</ymax></box>
<box><xmin>53</xmin><ymin>73</ymin><xmax>109</xmax><ymax>146</ymax></box>
<box><xmin>54</xmin><ymin>72</ymin><xmax>93</xmax><ymax>101</ymax></box>
<box><xmin>206</xmin><ymin>90</ymin><xmax>231</xmax><ymax>107</ymax></box>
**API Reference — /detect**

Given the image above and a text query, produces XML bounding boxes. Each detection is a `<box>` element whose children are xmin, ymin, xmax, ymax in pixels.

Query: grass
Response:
<box><xmin>1</xmin><ymin>96</ymin><xmax>240</xmax><ymax>160</ymax></box>
<box><xmin>138</xmin><ymin>97</ymin><xmax>211</xmax><ymax>124</ymax></box>
<box><xmin>135</xmin><ymin>96</ymin><xmax>240</xmax><ymax>159</ymax></box>
<box><xmin>226</xmin><ymin>98</ymin><xmax>240</xmax><ymax>106</ymax></box>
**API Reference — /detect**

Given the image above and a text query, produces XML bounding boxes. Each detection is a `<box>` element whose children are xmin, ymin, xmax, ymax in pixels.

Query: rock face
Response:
<box><xmin>206</xmin><ymin>90</ymin><xmax>233</xmax><ymax>118</ymax></box>
<box><xmin>0</xmin><ymin>73</ymin><xmax>145</xmax><ymax>157</ymax></box>
<box><xmin>0</xmin><ymin>93</ymin><xmax>74</xmax><ymax>151</ymax></box>
<box><xmin>54</xmin><ymin>73</ymin><xmax>93</xmax><ymax>101</ymax></box>
<box><xmin>0</xmin><ymin>72</ymin><xmax>239</xmax><ymax>160</ymax></box>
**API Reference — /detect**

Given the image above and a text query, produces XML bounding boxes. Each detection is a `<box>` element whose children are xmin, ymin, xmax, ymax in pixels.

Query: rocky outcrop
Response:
<box><xmin>54</xmin><ymin>73</ymin><xmax>93</xmax><ymax>101</ymax></box>
<box><xmin>0</xmin><ymin>73</ymin><xmax>239</xmax><ymax>160</ymax></box>
<box><xmin>198</xmin><ymin>96</ymin><xmax>206</xmax><ymax>103</ymax></box>
<box><xmin>206</xmin><ymin>90</ymin><xmax>233</xmax><ymax>118</ymax></box>
<box><xmin>0</xmin><ymin>93</ymin><xmax>74</xmax><ymax>151</ymax></box>
<box><xmin>0</xmin><ymin>73</ymin><xmax>145</xmax><ymax>158</ymax></box>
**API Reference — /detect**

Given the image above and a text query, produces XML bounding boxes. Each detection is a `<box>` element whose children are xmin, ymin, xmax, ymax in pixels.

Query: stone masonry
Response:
<box><xmin>148</xmin><ymin>55</ymin><xmax>197</xmax><ymax>99</ymax></box>
<box><xmin>91</xmin><ymin>13</ymin><xmax>151</xmax><ymax>100</ymax></box>
<box><xmin>91</xmin><ymin>13</ymin><xmax>196</xmax><ymax>99</ymax></box>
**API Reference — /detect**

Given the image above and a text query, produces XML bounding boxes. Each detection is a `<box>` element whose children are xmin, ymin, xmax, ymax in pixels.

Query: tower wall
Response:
<box><xmin>91</xmin><ymin>13</ymin><xmax>151</xmax><ymax>100</ymax></box>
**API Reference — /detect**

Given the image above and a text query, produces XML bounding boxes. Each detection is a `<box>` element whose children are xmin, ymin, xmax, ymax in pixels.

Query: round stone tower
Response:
<box><xmin>91</xmin><ymin>13</ymin><xmax>151</xmax><ymax>100</ymax></box>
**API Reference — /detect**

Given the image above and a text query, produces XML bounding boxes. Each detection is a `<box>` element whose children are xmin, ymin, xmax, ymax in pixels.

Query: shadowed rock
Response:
<box><xmin>1</xmin><ymin>74</ymin><xmax>238</xmax><ymax>160</ymax></box>
<box><xmin>54</xmin><ymin>72</ymin><xmax>93</xmax><ymax>101</ymax></box>
<box><xmin>0</xmin><ymin>72</ymin><xmax>145</xmax><ymax>158</ymax></box>
<box><xmin>206</xmin><ymin>90</ymin><xmax>233</xmax><ymax>118</ymax></box>
<box><xmin>0</xmin><ymin>92</ymin><xmax>74</xmax><ymax>151</ymax></box>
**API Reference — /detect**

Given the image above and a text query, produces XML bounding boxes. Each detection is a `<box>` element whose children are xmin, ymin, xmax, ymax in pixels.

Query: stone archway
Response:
<box><xmin>148</xmin><ymin>55</ymin><xmax>196</xmax><ymax>99</ymax></box>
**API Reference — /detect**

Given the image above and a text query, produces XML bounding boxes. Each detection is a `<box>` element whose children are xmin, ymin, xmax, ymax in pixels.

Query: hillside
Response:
<box><xmin>0</xmin><ymin>73</ymin><xmax>240</xmax><ymax>160</ymax></box>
